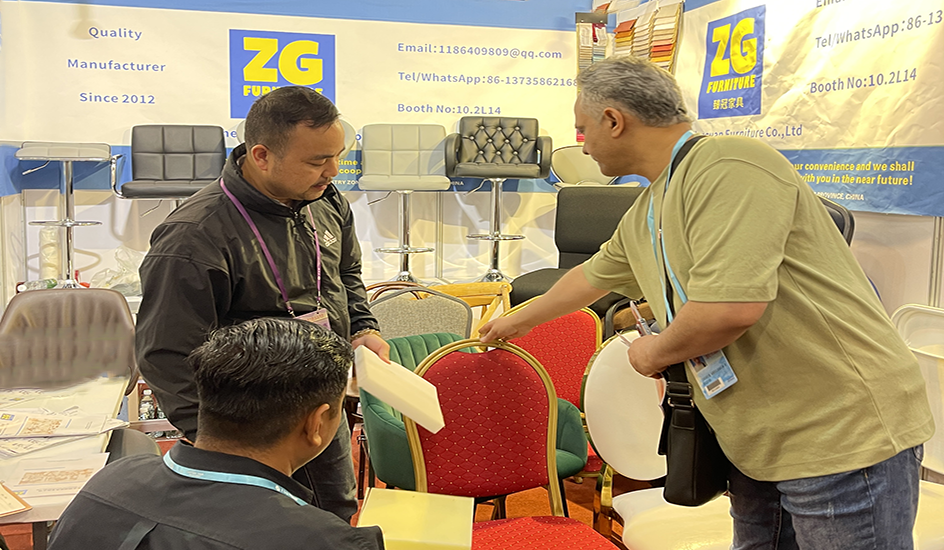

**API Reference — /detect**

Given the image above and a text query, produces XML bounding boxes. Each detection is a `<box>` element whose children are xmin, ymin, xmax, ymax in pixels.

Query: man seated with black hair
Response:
<box><xmin>48</xmin><ymin>318</ymin><xmax>384</xmax><ymax>550</ymax></box>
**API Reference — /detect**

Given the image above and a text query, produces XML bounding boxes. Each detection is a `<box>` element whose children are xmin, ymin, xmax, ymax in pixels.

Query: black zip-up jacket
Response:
<box><xmin>135</xmin><ymin>145</ymin><xmax>379</xmax><ymax>439</ymax></box>
<box><xmin>48</xmin><ymin>443</ymin><xmax>384</xmax><ymax>550</ymax></box>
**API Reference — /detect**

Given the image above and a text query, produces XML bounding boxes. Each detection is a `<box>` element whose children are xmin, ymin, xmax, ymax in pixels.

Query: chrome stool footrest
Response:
<box><xmin>375</xmin><ymin>246</ymin><xmax>435</xmax><ymax>255</ymax></box>
<box><xmin>30</xmin><ymin>220</ymin><xmax>102</xmax><ymax>228</ymax></box>
<box><xmin>467</xmin><ymin>233</ymin><xmax>525</xmax><ymax>241</ymax></box>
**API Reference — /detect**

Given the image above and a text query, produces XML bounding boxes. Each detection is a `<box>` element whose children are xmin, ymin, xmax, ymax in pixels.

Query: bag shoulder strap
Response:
<box><xmin>663</xmin><ymin>134</ymin><xmax>707</xmax><ymax>385</ymax></box>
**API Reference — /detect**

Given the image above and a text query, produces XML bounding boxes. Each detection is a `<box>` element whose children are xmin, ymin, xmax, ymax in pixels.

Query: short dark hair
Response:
<box><xmin>244</xmin><ymin>86</ymin><xmax>340</xmax><ymax>154</ymax></box>
<box><xmin>190</xmin><ymin>318</ymin><xmax>352</xmax><ymax>448</ymax></box>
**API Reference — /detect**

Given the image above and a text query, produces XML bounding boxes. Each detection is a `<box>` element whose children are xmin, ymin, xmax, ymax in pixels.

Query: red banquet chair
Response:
<box><xmin>503</xmin><ymin>300</ymin><xmax>604</xmax><ymax>479</ymax></box>
<box><xmin>504</xmin><ymin>299</ymin><xmax>602</xmax><ymax>409</ymax></box>
<box><xmin>403</xmin><ymin>339</ymin><xmax>618</xmax><ymax>550</ymax></box>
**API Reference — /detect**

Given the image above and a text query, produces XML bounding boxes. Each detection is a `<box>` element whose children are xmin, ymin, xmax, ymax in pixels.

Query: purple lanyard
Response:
<box><xmin>220</xmin><ymin>180</ymin><xmax>322</xmax><ymax>317</ymax></box>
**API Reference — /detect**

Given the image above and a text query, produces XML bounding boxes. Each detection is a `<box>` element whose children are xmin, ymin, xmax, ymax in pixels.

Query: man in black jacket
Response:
<box><xmin>135</xmin><ymin>86</ymin><xmax>389</xmax><ymax>522</ymax></box>
<box><xmin>50</xmin><ymin>318</ymin><xmax>384</xmax><ymax>550</ymax></box>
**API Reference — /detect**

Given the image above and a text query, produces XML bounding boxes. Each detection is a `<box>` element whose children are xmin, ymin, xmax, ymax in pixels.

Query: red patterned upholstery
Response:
<box><xmin>472</xmin><ymin>517</ymin><xmax>618</xmax><ymax>549</ymax></box>
<box><xmin>510</xmin><ymin>309</ymin><xmax>598</xmax><ymax>408</ymax></box>
<box><xmin>418</xmin><ymin>348</ymin><xmax>551</xmax><ymax>497</ymax></box>
<box><xmin>585</xmin><ymin>445</ymin><xmax>604</xmax><ymax>474</ymax></box>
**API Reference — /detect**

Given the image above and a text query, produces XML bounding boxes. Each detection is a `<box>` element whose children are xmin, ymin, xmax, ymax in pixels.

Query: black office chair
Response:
<box><xmin>509</xmin><ymin>186</ymin><xmax>645</xmax><ymax>325</ymax></box>
<box><xmin>111</xmin><ymin>125</ymin><xmax>226</xmax><ymax>200</ymax></box>
<box><xmin>819</xmin><ymin>196</ymin><xmax>855</xmax><ymax>244</ymax></box>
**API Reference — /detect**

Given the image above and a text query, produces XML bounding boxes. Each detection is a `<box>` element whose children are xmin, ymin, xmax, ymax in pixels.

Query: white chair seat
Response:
<box><xmin>612</xmin><ymin>480</ymin><xmax>944</xmax><ymax>549</ymax></box>
<box><xmin>358</xmin><ymin>174</ymin><xmax>451</xmax><ymax>191</ymax></box>
<box><xmin>614</xmin><ymin>488</ymin><xmax>732</xmax><ymax>550</ymax></box>
<box><xmin>915</xmin><ymin>480</ymin><xmax>944</xmax><ymax>548</ymax></box>
<box><xmin>16</xmin><ymin>142</ymin><xmax>111</xmax><ymax>161</ymax></box>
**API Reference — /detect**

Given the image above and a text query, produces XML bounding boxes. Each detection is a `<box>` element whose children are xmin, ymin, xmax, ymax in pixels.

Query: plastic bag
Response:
<box><xmin>89</xmin><ymin>246</ymin><xmax>146</xmax><ymax>296</ymax></box>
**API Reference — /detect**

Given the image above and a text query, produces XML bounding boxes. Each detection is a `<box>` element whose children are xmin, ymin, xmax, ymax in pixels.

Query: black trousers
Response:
<box><xmin>291</xmin><ymin>412</ymin><xmax>357</xmax><ymax>523</ymax></box>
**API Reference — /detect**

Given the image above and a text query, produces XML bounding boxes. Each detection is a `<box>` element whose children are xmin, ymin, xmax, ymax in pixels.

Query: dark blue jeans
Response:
<box><xmin>292</xmin><ymin>412</ymin><xmax>358</xmax><ymax>523</ymax></box>
<box><xmin>730</xmin><ymin>446</ymin><xmax>923</xmax><ymax>550</ymax></box>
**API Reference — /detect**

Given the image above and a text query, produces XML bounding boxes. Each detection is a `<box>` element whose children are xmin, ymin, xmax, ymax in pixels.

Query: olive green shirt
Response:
<box><xmin>583</xmin><ymin>135</ymin><xmax>933</xmax><ymax>481</ymax></box>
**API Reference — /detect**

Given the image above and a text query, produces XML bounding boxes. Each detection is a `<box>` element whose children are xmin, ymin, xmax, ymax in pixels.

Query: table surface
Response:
<box><xmin>0</xmin><ymin>377</ymin><xmax>128</xmax><ymax>524</ymax></box>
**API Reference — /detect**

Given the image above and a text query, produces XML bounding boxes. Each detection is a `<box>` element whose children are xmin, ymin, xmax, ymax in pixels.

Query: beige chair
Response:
<box><xmin>0</xmin><ymin>288</ymin><xmax>159</xmax><ymax>461</ymax></box>
<box><xmin>369</xmin><ymin>287</ymin><xmax>473</xmax><ymax>339</ymax></box>
<box><xmin>550</xmin><ymin>145</ymin><xmax>617</xmax><ymax>188</ymax></box>
<box><xmin>585</xmin><ymin>322</ymin><xmax>944</xmax><ymax>549</ymax></box>
<box><xmin>0</xmin><ymin>289</ymin><xmax>136</xmax><ymax>391</ymax></box>
<box><xmin>583</xmin><ymin>333</ymin><xmax>731</xmax><ymax>548</ymax></box>
<box><xmin>892</xmin><ymin>305</ymin><xmax>944</xmax><ymax>547</ymax></box>
<box><xmin>359</xmin><ymin>124</ymin><xmax>451</xmax><ymax>282</ymax></box>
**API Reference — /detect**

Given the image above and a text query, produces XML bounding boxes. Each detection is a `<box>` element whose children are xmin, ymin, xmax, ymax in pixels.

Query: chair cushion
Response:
<box><xmin>472</xmin><ymin>516</ymin><xmax>617</xmax><ymax>549</ymax></box>
<box><xmin>915</xmin><ymin>480</ymin><xmax>944</xmax><ymax>547</ymax></box>
<box><xmin>358</xmin><ymin>174</ymin><xmax>451</xmax><ymax>191</ymax></box>
<box><xmin>614</xmin><ymin>488</ymin><xmax>732</xmax><ymax>550</ymax></box>
<box><xmin>452</xmin><ymin>162</ymin><xmax>542</xmax><ymax>179</ymax></box>
<box><xmin>120</xmin><ymin>180</ymin><xmax>214</xmax><ymax>199</ymax></box>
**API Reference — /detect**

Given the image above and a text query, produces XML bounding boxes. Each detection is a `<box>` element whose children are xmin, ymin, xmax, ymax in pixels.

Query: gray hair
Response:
<box><xmin>576</xmin><ymin>56</ymin><xmax>692</xmax><ymax>127</ymax></box>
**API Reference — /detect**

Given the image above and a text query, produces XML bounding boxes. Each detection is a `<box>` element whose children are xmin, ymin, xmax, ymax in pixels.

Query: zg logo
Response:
<box><xmin>229</xmin><ymin>30</ymin><xmax>336</xmax><ymax>118</ymax></box>
<box><xmin>698</xmin><ymin>6</ymin><xmax>764</xmax><ymax>120</ymax></box>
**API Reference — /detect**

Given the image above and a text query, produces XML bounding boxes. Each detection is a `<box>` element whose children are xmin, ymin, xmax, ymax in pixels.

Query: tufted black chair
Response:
<box><xmin>445</xmin><ymin>117</ymin><xmax>552</xmax><ymax>282</ymax></box>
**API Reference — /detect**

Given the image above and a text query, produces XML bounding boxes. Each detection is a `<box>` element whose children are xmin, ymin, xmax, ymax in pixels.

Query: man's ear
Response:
<box><xmin>302</xmin><ymin>403</ymin><xmax>333</xmax><ymax>449</ymax></box>
<box><xmin>248</xmin><ymin>144</ymin><xmax>273</xmax><ymax>172</ymax></box>
<box><xmin>601</xmin><ymin>107</ymin><xmax>628</xmax><ymax>138</ymax></box>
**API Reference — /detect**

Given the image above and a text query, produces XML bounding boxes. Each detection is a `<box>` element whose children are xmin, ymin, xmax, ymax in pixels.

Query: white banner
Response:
<box><xmin>676</xmin><ymin>0</ymin><xmax>944</xmax><ymax>216</ymax></box>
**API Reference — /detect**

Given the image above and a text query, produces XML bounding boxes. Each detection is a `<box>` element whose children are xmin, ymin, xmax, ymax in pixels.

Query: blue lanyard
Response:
<box><xmin>646</xmin><ymin>130</ymin><xmax>695</xmax><ymax>323</ymax></box>
<box><xmin>163</xmin><ymin>452</ymin><xmax>309</xmax><ymax>507</ymax></box>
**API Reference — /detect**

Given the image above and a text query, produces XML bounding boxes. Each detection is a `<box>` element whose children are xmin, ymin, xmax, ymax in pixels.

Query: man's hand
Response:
<box><xmin>479</xmin><ymin>316</ymin><xmax>534</xmax><ymax>343</ymax></box>
<box><xmin>351</xmin><ymin>332</ymin><xmax>390</xmax><ymax>363</ymax></box>
<box><xmin>627</xmin><ymin>334</ymin><xmax>666</xmax><ymax>378</ymax></box>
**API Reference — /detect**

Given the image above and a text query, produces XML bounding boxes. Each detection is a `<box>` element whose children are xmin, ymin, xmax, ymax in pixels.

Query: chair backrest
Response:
<box><xmin>556</xmin><ymin>186</ymin><xmax>646</xmax><ymax>269</ymax></box>
<box><xmin>432</xmin><ymin>282</ymin><xmax>511</xmax><ymax>335</ymax></box>
<box><xmin>891</xmin><ymin>305</ymin><xmax>944</xmax><ymax>476</ymax></box>
<box><xmin>366</xmin><ymin>281</ymin><xmax>428</xmax><ymax>302</ymax></box>
<box><xmin>359</xmin><ymin>124</ymin><xmax>450</xmax><ymax>191</ymax></box>
<box><xmin>583</xmin><ymin>334</ymin><xmax>667</xmax><ymax>481</ymax></box>
<box><xmin>360</xmin><ymin>332</ymin><xmax>465</xmax><ymax>490</ymax></box>
<box><xmin>550</xmin><ymin>145</ymin><xmax>617</xmax><ymax>186</ymax></box>
<box><xmin>370</xmin><ymin>288</ymin><xmax>473</xmax><ymax>339</ymax></box>
<box><xmin>504</xmin><ymin>298</ymin><xmax>602</xmax><ymax>408</ymax></box>
<box><xmin>456</xmin><ymin>117</ymin><xmax>540</xmax><ymax>165</ymax></box>
<box><xmin>339</xmin><ymin>118</ymin><xmax>358</xmax><ymax>159</ymax></box>
<box><xmin>404</xmin><ymin>339</ymin><xmax>565</xmax><ymax>516</ymax></box>
<box><xmin>0</xmin><ymin>289</ymin><xmax>136</xmax><ymax>391</ymax></box>
<box><xmin>131</xmin><ymin>125</ymin><xmax>225</xmax><ymax>182</ymax></box>
<box><xmin>819</xmin><ymin>196</ymin><xmax>855</xmax><ymax>245</ymax></box>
